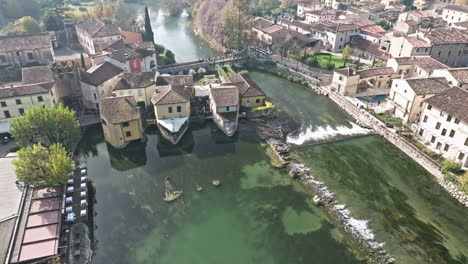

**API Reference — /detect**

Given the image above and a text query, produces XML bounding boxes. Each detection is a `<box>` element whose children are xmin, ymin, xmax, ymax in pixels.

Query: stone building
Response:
<box><xmin>100</xmin><ymin>96</ymin><xmax>144</xmax><ymax>148</ymax></box>
<box><xmin>388</xmin><ymin>77</ymin><xmax>451</xmax><ymax>123</ymax></box>
<box><xmin>0</xmin><ymin>33</ymin><xmax>54</xmax><ymax>68</ymax></box>
<box><xmin>416</xmin><ymin>87</ymin><xmax>468</xmax><ymax>168</ymax></box>
<box><xmin>75</xmin><ymin>19</ymin><xmax>122</xmax><ymax>55</ymax></box>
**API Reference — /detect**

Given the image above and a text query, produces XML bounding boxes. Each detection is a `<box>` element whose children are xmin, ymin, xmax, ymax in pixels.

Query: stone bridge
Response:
<box><xmin>157</xmin><ymin>55</ymin><xmax>249</xmax><ymax>75</ymax></box>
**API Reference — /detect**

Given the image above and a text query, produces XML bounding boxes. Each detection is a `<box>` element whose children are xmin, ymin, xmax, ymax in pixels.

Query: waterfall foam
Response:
<box><xmin>287</xmin><ymin>122</ymin><xmax>372</xmax><ymax>145</ymax></box>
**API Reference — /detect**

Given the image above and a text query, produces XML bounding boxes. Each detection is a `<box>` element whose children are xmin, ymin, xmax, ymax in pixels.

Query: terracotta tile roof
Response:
<box><xmin>254</xmin><ymin>17</ymin><xmax>274</xmax><ymax>29</ymax></box>
<box><xmin>113</xmin><ymin>72</ymin><xmax>154</xmax><ymax>90</ymax></box>
<box><xmin>262</xmin><ymin>24</ymin><xmax>286</xmax><ymax>34</ymax></box>
<box><xmin>424</xmin><ymin>87</ymin><xmax>468</xmax><ymax>123</ymax></box>
<box><xmin>81</xmin><ymin>62</ymin><xmax>123</xmax><ymax>86</ymax></box>
<box><xmin>210</xmin><ymin>86</ymin><xmax>239</xmax><ymax>108</ymax></box>
<box><xmin>405</xmin><ymin>77</ymin><xmax>451</xmax><ymax>95</ymax></box>
<box><xmin>360</xmin><ymin>24</ymin><xmax>386</xmax><ymax>34</ymax></box>
<box><xmin>76</xmin><ymin>19</ymin><xmax>121</xmax><ymax>38</ymax></box>
<box><xmin>357</xmin><ymin>67</ymin><xmax>394</xmax><ymax>79</ymax></box>
<box><xmin>324</xmin><ymin>22</ymin><xmax>358</xmax><ymax>32</ymax></box>
<box><xmin>349</xmin><ymin>39</ymin><xmax>389</xmax><ymax>59</ymax></box>
<box><xmin>334</xmin><ymin>67</ymin><xmax>355</xmax><ymax>77</ymax></box>
<box><xmin>21</xmin><ymin>66</ymin><xmax>54</xmax><ymax>85</ymax></box>
<box><xmin>100</xmin><ymin>96</ymin><xmax>141</xmax><ymax>124</ymax></box>
<box><xmin>0</xmin><ymin>83</ymin><xmax>54</xmax><ymax>99</ymax></box>
<box><xmin>151</xmin><ymin>76</ymin><xmax>193</xmax><ymax>105</ymax></box>
<box><xmin>446</xmin><ymin>68</ymin><xmax>468</xmax><ymax>85</ymax></box>
<box><xmin>0</xmin><ymin>33</ymin><xmax>52</xmax><ymax>53</ymax></box>
<box><xmin>229</xmin><ymin>74</ymin><xmax>266</xmax><ymax>98</ymax></box>
<box><xmin>394</xmin><ymin>56</ymin><xmax>448</xmax><ymax>72</ymax></box>
<box><xmin>405</xmin><ymin>36</ymin><xmax>431</xmax><ymax>47</ymax></box>
<box><xmin>424</xmin><ymin>28</ymin><xmax>468</xmax><ymax>44</ymax></box>
<box><xmin>443</xmin><ymin>4</ymin><xmax>468</xmax><ymax>13</ymax></box>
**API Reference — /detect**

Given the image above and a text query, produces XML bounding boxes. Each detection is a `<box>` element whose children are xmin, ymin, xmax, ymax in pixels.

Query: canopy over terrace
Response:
<box><xmin>9</xmin><ymin>187</ymin><xmax>63</xmax><ymax>263</ymax></box>
<box><xmin>157</xmin><ymin>117</ymin><xmax>189</xmax><ymax>133</ymax></box>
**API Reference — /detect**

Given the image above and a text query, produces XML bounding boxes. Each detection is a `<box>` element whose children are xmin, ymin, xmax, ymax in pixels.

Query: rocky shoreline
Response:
<box><xmin>256</xmin><ymin>118</ymin><xmax>395</xmax><ymax>264</ymax></box>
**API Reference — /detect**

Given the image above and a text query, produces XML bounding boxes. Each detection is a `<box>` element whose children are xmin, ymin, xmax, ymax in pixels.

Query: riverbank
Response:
<box><xmin>326</xmin><ymin>91</ymin><xmax>468</xmax><ymax>208</ymax></box>
<box><xmin>256</xmin><ymin>116</ymin><xmax>395</xmax><ymax>264</ymax></box>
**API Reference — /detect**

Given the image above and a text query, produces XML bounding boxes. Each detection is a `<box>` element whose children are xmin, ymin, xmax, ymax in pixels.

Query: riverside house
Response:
<box><xmin>210</xmin><ymin>85</ymin><xmax>240</xmax><ymax>136</ymax></box>
<box><xmin>332</xmin><ymin>67</ymin><xmax>396</xmax><ymax>96</ymax></box>
<box><xmin>416</xmin><ymin>87</ymin><xmax>468</xmax><ymax>168</ymax></box>
<box><xmin>80</xmin><ymin>62</ymin><xmax>123</xmax><ymax>110</ymax></box>
<box><xmin>388</xmin><ymin>77</ymin><xmax>452</xmax><ymax>123</ymax></box>
<box><xmin>229</xmin><ymin>73</ymin><xmax>266</xmax><ymax>108</ymax></box>
<box><xmin>151</xmin><ymin>75</ymin><xmax>193</xmax><ymax>144</ymax></box>
<box><xmin>112</xmin><ymin>72</ymin><xmax>156</xmax><ymax>110</ymax></box>
<box><xmin>100</xmin><ymin>96</ymin><xmax>144</xmax><ymax>148</ymax></box>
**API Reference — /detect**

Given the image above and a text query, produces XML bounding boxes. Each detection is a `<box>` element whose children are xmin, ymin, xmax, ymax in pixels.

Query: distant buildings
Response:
<box><xmin>75</xmin><ymin>19</ymin><xmax>122</xmax><ymax>55</ymax></box>
<box><xmin>100</xmin><ymin>96</ymin><xmax>144</xmax><ymax>148</ymax></box>
<box><xmin>0</xmin><ymin>33</ymin><xmax>54</xmax><ymax>68</ymax></box>
<box><xmin>441</xmin><ymin>4</ymin><xmax>468</xmax><ymax>26</ymax></box>
<box><xmin>387</xmin><ymin>56</ymin><xmax>449</xmax><ymax>78</ymax></box>
<box><xmin>252</xmin><ymin>18</ymin><xmax>289</xmax><ymax>45</ymax></box>
<box><xmin>92</xmin><ymin>41</ymin><xmax>157</xmax><ymax>73</ymax></box>
<box><xmin>416</xmin><ymin>87</ymin><xmax>468</xmax><ymax>168</ymax></box>
<box><xmin>431</xmin><ymin>68</ymin><xmax>468</xmax><ymax>89</ymax></box>
<box><xmin>388</xmin><ymin>28</ymin><xmax>468</xmax><ymax>67</ymax></box>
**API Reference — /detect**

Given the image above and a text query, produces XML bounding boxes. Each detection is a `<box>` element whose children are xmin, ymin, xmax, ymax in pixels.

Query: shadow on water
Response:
<box><xmin>81</xmin><ymin>121</ymin><xmax>367</xmax><ymax>264</ymax></box>
<box><xmin>292</xmin><ymin>135</ymin><xmax>468</xmax><ymax>264</ymax></box>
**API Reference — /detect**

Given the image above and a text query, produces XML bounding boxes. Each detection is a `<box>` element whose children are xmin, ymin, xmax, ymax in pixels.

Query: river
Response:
<box><xmin>82</xmin><ymin>5</ymin><xmax>468</xmax><ymax>264</ymax></box>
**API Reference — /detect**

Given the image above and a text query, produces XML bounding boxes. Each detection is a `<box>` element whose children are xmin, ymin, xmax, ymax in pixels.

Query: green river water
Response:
<box><xmin>82</xmin><ymin>6</ymin><xmax>468</xmax><ymax>264</ymax></box>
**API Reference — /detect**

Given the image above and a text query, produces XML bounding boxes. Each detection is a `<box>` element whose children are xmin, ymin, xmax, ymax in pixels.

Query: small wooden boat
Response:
<box><xmin>212</xmin><ymin>179</ymin><xmax>221</xmax><ymax>186</ymax></box>
<box><xmin>163</xmin><ymin>177</ymin><xmax>183</xmax><ymax>202</ymax></box>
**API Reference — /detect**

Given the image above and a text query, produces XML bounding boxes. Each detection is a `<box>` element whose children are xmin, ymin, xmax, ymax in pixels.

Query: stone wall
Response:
<box><xmin>328</xmin><ymin>91</ymin><xmax>468</xmax><ymax>207</ymax></box>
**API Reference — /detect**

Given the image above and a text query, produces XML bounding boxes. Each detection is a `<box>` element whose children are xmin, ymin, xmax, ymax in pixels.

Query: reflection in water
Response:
<box><xmin>107</xmin><ymin>140</ymin><xmax>148</xmax><ymax>171</ymax></box>
<box><xmin>83</xmin><ymin>122</ymin><xmax>365</xmax><ymax>264</ymax></box>
<box><xmin>149</xmin><ymin>8</ymin><xmax>216</xmax><ymax>62</ymax></box>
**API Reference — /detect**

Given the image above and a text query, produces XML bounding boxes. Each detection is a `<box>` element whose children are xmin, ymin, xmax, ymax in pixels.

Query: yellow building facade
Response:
<box><xmin>100</xmin><ymin>96</ymin><xmax>143</xmax><ymax>148</ymax></box>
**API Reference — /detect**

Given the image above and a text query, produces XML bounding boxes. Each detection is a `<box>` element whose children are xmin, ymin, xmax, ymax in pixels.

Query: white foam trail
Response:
<box><xmin>287</xmin><ymin>122</ymin><xmax>372</xmax><ymax>145</ymax></box>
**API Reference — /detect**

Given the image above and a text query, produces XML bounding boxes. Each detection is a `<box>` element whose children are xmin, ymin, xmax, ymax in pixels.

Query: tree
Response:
<box><xmin>281</xmin><ymin>0</ymin><xmax>294</xmax><ymax>8</ymax></box>
<box><xmin>143</xmin><ymin>6</ymin><xmax>154</xmax><ymax>43</ymax></box>
<box><xmin>80</xmin><ymin>53</ymin><xmax>86</xmax><ymax>69</ymax></box>
<box><xmin>342</xmin><ymin>44</ymin><xmax>350</xmax><ymax>66</ymax></box>
<box><xmin>165</xmin><ymin>50</ymin><xmax>176</xmax><ymax>64</ymax></box>
<box><xmin>162</xmin><ymin>0</ymin><xmax>185</xmax><ymax>16</ymax></box>
<box><xmin>13</xmin><ymin>143</ymin><xmax>74</xmax><ymax>187</ymax></box>
<box><xmin>43</xmin><ymin>11</ymin><xmax>64</xmax><ymax>31</ymax></box>
<box><xmin>21</xmin><ymin>16</ymin><xmax>41</xmax><ymax>33</ymax></box>
<box><xmin>10</xmin><ymin>104</ymin><xmax>81</xmax><ymax>152</ymax></box>
<box><xmin>222</xmin><ymin>0</ymin><xmax>254</xmax><ymax>51</ymax></box>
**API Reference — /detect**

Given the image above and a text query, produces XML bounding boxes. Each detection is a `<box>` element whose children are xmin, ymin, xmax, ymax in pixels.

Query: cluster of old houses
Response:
<box><xmin>252</xmin><ymin>0</ymin><xmax>468</xmax><ymax>168</ymax></box>
<box><xmin>0</xmin><ymin>18</ymin><xmax>268</xmax><ymax>149</ymax></box>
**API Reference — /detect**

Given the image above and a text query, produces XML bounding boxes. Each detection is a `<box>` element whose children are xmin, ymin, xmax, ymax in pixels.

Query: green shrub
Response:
<box><xmin>238</xmin><ymin>70</ymin><xmax>249</xmax><ymax>74</ymax></box>
<box><xmin>442</xmin><ymin>160</ymin><xmax>463</xmax><ymax>174</ymax></box>
<box><xmin>458</xmin><ymin>171</ymin><xmax>468</xmax><ymax>194</ymax></box>
<box><xmin>326</xmin><ymin>63</ymin><xmax>335</xmax><ymax>70</ymax></box>
<box><xmin>305</xmin><ymin>57</ymin><xmax>318</xmax><ymax>66</ymax></box>
<box><xmin>79</xmin><ymin>7</ymin><xmax>87</xmax><ymax>11</ymax></box>
<box><xmin>9</xmin><ymin>145</ymin><xmax>20</xmax><ymax>152</ymax></box>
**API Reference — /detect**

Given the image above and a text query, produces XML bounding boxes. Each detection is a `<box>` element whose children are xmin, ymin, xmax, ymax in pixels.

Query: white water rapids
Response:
<box><xmin>287</xmin><ymin>122</ymin><xmax>372</xmax><ymax>145</ymax></box>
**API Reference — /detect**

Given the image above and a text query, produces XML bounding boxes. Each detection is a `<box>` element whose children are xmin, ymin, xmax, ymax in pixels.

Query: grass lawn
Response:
<box><xmin>307</xmin><ymin>54</ymin><xmax>355</xmax><ymax>70</ymax></box>
<box><xmin>66</xmin><ymin>2</ymin><xmax>96</xmax><ymax>17</ymax></box>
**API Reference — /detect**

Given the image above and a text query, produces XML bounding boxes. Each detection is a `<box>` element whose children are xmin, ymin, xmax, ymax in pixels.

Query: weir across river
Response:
<box><xmin>157</xmin><ymin>55</ymin><xmax>249</xmax><ymax>75</ymax></box>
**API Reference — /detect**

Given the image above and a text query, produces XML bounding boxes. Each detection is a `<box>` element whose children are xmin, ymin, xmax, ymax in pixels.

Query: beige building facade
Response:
<box><xmin>100</xmin><ymin>96</ymin><xmax>143</xmax><ymax>148</ymax></box>
<box><xmin>416</xmin><ymin>88</ymin><xmax>468</xmax><ymax>168</ymax></box>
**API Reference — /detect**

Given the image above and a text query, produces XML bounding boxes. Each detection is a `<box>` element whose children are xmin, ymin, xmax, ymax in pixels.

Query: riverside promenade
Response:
<box><xmin>326</xmin><ymin>91</ymin><xmax>468</xmax><ymax>207</ymax></box>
